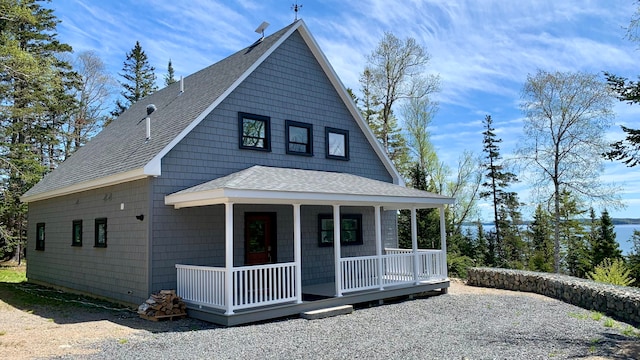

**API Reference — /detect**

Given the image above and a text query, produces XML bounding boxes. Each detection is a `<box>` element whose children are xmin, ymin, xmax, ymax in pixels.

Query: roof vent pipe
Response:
<box><xmin>179</xmin><ymin>76</ymin><xmax>184</xmax><ymax>94</ymax></box>
<box><xmin>146</xmin><ymin>104</ymin><xmax>156</xmax><ymax>141</ymax></box>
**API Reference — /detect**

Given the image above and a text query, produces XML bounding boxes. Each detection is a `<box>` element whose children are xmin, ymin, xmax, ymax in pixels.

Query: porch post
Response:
<box><xmin>293</xmin><ymin>204</ymin><xmax>302</xmax><ymax>304</ymax></box>
<box><xmin>224</xmin><ymin>202</ymin><xmax>234</xmax><ymax>315</ymax></box>
<box><xmin>333</xmin><ymin>204</ymin><xmax>342</xmax><ymax>297</ymax></box>
<box><xmin>411</xmin><ymin>207</ymin><xmax>419</xmax><ymax>284</ymax></box>
<box><xmin>439</xmin><ymin>206</ymin><xmax>448</xmax><ymax>278</ymax></box>
<box><xmin>375</xmin><ymin>205</ymin><xmax>384</xmax><ymax>290</ymax></box>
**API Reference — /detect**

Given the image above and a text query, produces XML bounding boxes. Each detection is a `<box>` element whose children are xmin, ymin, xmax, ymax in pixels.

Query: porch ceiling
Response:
<box><xmin>164</xmin><ymin>165</ymin><xmax>454</xmax><ymax>210</ymax></box>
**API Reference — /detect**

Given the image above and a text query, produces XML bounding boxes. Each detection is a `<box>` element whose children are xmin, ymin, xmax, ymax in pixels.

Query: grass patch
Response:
<box><xmin>603</xmin><ymin>318</ymin><xmax>616</xmax><ymax>328</ymax></box>
<box><xmin>0</xmin><ymin>262</ymin><xmax>26</xmax><ymax>283</ymax></box>
<box><xmin>590</xmin><ymin>311</ymin><xmax>603</xmax><ymax>321</ymax></box>
<box><xmin>118</xmin><ymin>338</ymin><xmax>129</xmax><ymax>344</ymax></box>
<box><xmin>0</xmin><ymin>330</ymin><xmax>6</xmax><ymax>336</ymax></box>
<box><xmin>622</xmin><ymin>326</ymin><xmax>637</xmax><ymax>337</ymax></box>
<box><xmin>568</xmin><ymin>312</ymin><xmax>589</xmax><ymax>320</ymax></box>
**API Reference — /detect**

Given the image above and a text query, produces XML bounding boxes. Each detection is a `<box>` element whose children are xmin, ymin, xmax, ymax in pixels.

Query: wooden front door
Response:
<box><xmin>244</xmin><ymin>213</ymin><xmax>276</xmax><ymax>265</ymax></box>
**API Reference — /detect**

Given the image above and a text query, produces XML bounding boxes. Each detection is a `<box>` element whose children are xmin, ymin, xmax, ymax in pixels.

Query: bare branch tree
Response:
<box><xmin>517</xmin><ymin>70</ymin><xmax>621</xmax><ymax>273</ymax></box>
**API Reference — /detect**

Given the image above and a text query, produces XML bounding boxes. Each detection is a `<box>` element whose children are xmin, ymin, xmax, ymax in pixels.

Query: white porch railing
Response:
<box><xmin>177</xmin><ymin>250</ymin><xmax>447</xmax><ymax>312</ymax></box>
<box><xmin>338</xmin><ymin>249</ymin><xmax>447</xmax><ymax>294</ymax></box>
<box><xmin>176</xmin><ymin>262</ymin><xmax>297</xmax><ymax>312</ymax></box>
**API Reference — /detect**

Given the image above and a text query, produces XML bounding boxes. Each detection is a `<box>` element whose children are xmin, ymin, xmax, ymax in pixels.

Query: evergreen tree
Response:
<box><xmin>586</xmin><ymin>207</ymin><xmax>600</xmax><ymax>265</ymax></box>
<box><xmin>398</xmin><ymin>164</ymin><xmax>440</xmax><ymax>249</ymax></box>
<box><xmin>499</xmin><ymin>192</ymin><xmax>526</xmax><ymax>269</ymax></box>
<box><xmin>627</xmin><ymin>230</ymin><xmax>640</xmax><ymax>286</ymax></box>
<box><xmin>474</xmin><ymin>221</ymin><xmax>488</xmax><ymax>266</ymax></box>
<box><xmin>479</xmin><ymin>115</ymin><xmax>520</xmax><ymax>267</ymax></box>
<box><xmin>112</xmin><ymin>41</ymin><xmax>157</xmax><ymax>117</ymax></box>
<box><xmin>558</xmin><ymin>191</ymin><xmax>589</xmax><ymax>277</ymax></box>
<box><xmin>0</xmin><ymin>0</ymin><xmax>76</xmax><ymax>261</ymax></box>
<box><xmin>592</xmin><ymin>209</ymin><xmax>623</xmax><ymax>267</ymax></box>
<box><xmin>164</xmin><ymin>59</ymin><xmax>177</xmax><ymax>86</ymax></box>
<box><xmin>528</xmin><ymin>204</ymin><xmax>554</xmax><ymax>272</ymax></box>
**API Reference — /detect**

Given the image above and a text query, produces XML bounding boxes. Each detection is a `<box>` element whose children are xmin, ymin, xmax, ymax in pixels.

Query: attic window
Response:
<box><xmin>239</xmin><ymin>112</ymin><xmax>271</xmax><ymax>151</ymax></box>
<box><xmin>286</xmin><ymin>120</ymin><xmax>313</xmax><ymax>156</ymax></box>
<box><xmin>325</xmin><ymin>127</ymin><xmax>349</xmax><ymax>160</ymax></box>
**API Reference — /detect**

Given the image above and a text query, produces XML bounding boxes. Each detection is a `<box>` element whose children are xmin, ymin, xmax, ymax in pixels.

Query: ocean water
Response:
<box><xmin>615</xmin><ymin>224</ymin><xmax>638</xmax><ymax>255</ymax></box>
<box><xmin>461</xmin><ymin>224</ymin><xmax>638</xmax><ymax>255</ymax></box>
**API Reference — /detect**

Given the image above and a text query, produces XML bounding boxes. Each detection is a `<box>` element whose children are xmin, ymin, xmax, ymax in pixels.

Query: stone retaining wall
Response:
<box><xmin>467</xmin><ymin>267</ymin><xmax>640</xmax><ymax>326</ymax></box>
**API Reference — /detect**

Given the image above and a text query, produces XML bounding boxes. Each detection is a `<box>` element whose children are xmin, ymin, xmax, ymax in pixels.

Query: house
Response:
<box><xmin>21</xmin><ymin>20</ymin><xmax>454</xmax><ymax>325</ymax></box>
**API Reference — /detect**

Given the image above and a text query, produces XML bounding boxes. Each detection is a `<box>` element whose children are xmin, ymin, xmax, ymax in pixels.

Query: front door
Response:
<box><xmin>245</xmin><ymin>213</ymin><xmax>276</xmax><ymax>265</ymax></box>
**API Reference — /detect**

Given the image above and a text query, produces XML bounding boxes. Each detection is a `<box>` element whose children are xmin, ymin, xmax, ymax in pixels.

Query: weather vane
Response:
<box><xmin>291</xmin><ymin>2</ymin><xmax>303</xmax><ymax>21</ymax></box>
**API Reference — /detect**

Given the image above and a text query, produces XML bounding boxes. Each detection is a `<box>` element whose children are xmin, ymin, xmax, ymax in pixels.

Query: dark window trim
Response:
<box><xmin>94</xmin><ymin>218</ymin><xmax>107</xmax><ymax>248</ymax></box>
<box><xmin>285</xmin><ymin>120</ymin><xmax>313</xmax><ymax>156</ymax></box>
<box><xmin>35</xmin><ymin>222</ymin><xmax>45</xmax><ymax>251</ymax></box>
<box><xmin>238</xmin><ymin>112</ymin><xmax>271</xmax><ymax>151</ymax></box>
<box><xmin>318</xmin><ymin>213</ymin><xmax>363</xmax><ymax>247</ymax></box>
<box><xmin>72</xmin><ymin>220</ymin><xmax>83</xmax><ymax>247</ymax></box>
<box><xmin>325</xmin><ymin>127</ymin><xmax>349</xmax><ymax>160</ymax></box>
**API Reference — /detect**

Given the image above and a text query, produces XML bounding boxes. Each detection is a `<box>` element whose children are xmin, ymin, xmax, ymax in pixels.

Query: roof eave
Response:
<box><xmin>20</xmin><ymin>167</ymin><xmax>155</xmax><ymax>203</ymax></box>
<box><xmin>165</xmin><ymin>188</ymin><xmax>454</xmax><ymax>210</ymax></box>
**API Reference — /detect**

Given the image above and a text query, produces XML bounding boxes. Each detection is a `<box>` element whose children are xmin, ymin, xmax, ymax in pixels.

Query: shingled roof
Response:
<box><xmin>165</xmin><ymin>165</ymin><xmax>454</xmax><ymax>209</ymax></box>
<box><xmin>21</xmin><ymin>20</ymin><xmax>400</xmax><ymax>203</ymax></box>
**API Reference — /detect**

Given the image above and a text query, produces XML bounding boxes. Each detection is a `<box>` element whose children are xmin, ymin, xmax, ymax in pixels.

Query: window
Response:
<box><xmin>318</xmin><ymin>214</ymin><xmax>362</xmax><ymax>247</ymax></box>
<box><xmin>286</xmin><ymin>120</ymin><xmax>313</xmax><ymax>156</ymax></box>
<box><xmin>325</xmin><ymin>127</ymin><xmax>349</xmax><ymax>160</ymax></box>
<box><xmin>72</xmin><ymin>220</ymin><xmax>82</xmax><ymax>246</ymax></box>
<box><xmin>35</xmin><ymin>223</ymin><xmax>45</xmax><ymax>250</ymax></box>
<box><xmin>239</xmin><ymin>112</ymin><xmax>271</xmax><ymax>151</ymax></box>
<box><xmin>95</xmin><ymin>218</ymin><xmax>107</xmax><ymax>248</ymax></box>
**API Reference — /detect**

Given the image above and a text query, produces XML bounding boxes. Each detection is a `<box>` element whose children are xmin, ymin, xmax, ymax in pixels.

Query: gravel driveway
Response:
<box><xmin>37</xmin><ymin>282</ymin><xmax>637</xmax><ymax>360</ymax></box>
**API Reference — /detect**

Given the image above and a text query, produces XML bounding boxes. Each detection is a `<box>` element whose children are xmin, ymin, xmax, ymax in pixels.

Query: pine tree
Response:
<box><xmin>0</xmin><ymin>0</ymin><xmax>76</xmax><ymax>261</ymax></box>
<box><xmin>112</xmin><ymin>41</ymin><xmax>157</xmax><ymax>117</ymax></box>
<box><xmin>528</xmin><ymin>204</ymin><xmax>554</xmax><ymax>272</ymax></box>
<box><xmin>473</xmin><ymin>221</ymin><xmax>488</xmax><ymax>266</ymax></box>
<box><xmin>592</xmin><ymin>209</ymin><xmax>623</xmax><ymax>267</ymax></box>
<box><xmin>627</xmin><ymin>230</ymin><xmax>640</xmax><ymax>285</ymax></box>
<box><xmin>164</xmin><ymin>59</ymin><xmax>177</xmax><ymax>86</ymax></box>
<box><xmin>480</xmin><ymin>115</ymin><xmax>520</xmax><ymax>267</ymax></box>
<box><xmin>558</xmin><ymin>191</ymin><xmax>589</xmax><ymax>277</ymax></box>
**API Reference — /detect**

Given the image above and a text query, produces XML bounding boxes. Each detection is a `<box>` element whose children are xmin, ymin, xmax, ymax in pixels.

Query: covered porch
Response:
<box><xmin>165</xmin><ymin>166</ymin><xmax>454</xmax><ymax>325</ymax></box>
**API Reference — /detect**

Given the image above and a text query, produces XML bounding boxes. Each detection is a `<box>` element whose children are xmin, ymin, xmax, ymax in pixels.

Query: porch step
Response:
<box><xmin>300</xmin><ymin>305</ymin><xmax>353</xmax><ymax>320</ymax></box>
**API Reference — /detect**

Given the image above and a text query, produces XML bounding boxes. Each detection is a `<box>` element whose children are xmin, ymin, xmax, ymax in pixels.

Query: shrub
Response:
<box><xmin>447</xmin><ymin>254</ymin><xmax>475</xmax><ymax>278</ymax></box>
<box><xmin>587</xmin><ymin>258</ymin><xmax>635</xmax><ymax>286</ymax></box>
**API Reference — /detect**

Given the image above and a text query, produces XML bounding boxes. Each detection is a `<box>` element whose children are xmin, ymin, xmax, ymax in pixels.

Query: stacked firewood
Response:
<box><xmin>138</xmin><ymin>290</ymin><xmax>187</xmax><ymax>319</ymax></box>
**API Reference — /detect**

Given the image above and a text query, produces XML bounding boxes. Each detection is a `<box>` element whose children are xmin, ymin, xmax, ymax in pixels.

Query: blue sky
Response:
<box><xmin>50</xmin><ymin>0</ymin><xmax>640</xmax><ymax>221</ymax></box>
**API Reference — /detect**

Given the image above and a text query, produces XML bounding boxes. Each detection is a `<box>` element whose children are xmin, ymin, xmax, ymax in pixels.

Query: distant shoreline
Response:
<box><xmin>462</xmin><ymin>219</ymin><xmax>640</xmax><ymax>226</ymax></box>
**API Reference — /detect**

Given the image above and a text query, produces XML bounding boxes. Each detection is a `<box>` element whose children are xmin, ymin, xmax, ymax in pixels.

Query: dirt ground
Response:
<box><xmin>0</xmin><ymin>279</ymin><xmax>637</xmax><ymax>359</ymax></box>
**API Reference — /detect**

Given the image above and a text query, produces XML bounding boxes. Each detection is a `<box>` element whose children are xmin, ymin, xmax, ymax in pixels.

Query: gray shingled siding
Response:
<box><xmin>26</xmin><ymin>179</ymin><xmax>149</xmax><ymax>305</ymax></box>
<box><xmin>150</xmin><ymin>30</ymin><xmax>398</xmax><ymax>291</ymax></box>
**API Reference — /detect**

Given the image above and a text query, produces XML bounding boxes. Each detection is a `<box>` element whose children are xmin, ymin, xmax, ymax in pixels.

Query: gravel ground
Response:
<box><xmin>39</xmin><ymin>282</ymin><xmax>638</xmax><ymax>360</ymax></box>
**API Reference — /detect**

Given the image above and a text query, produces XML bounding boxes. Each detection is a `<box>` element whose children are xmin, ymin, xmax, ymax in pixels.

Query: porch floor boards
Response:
<box><xmin>185</xmin><ymin>279</ymin><xmax>450</xmax><ymax>326</ymax></box>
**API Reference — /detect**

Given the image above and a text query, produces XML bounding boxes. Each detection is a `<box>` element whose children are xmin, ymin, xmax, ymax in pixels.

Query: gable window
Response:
<box><xmin>239</xmin><ymin>112</ymin><xmax>271</xmax><ymax>151</ymax></box>
<box><xmin>318</xmin><ymin>214</ymin><xmax>362</xmax><ymax>247</ymax></box>
<box><xmin>35</xmin><ymin>223</ymin><xmax>45</xmax><ymax>251</ymax></box>
<box><xmin>286</xmin><ymin>120</ymin><xmax>313</xmax><ymax>156</ymax></box>
<box><xmin>72</xmin><ymin>220</ymin><xmax>82</xmax><ymax>247</ymax></box>
<box><xmin>325</xmin><ymin>127</ymin><xmax>349</xmax><ymax>160</ymax></box>
<box><xmin>94</xmin><ymin>218</ymin><xmax>107</xmax><ymax>248</ymax></box>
